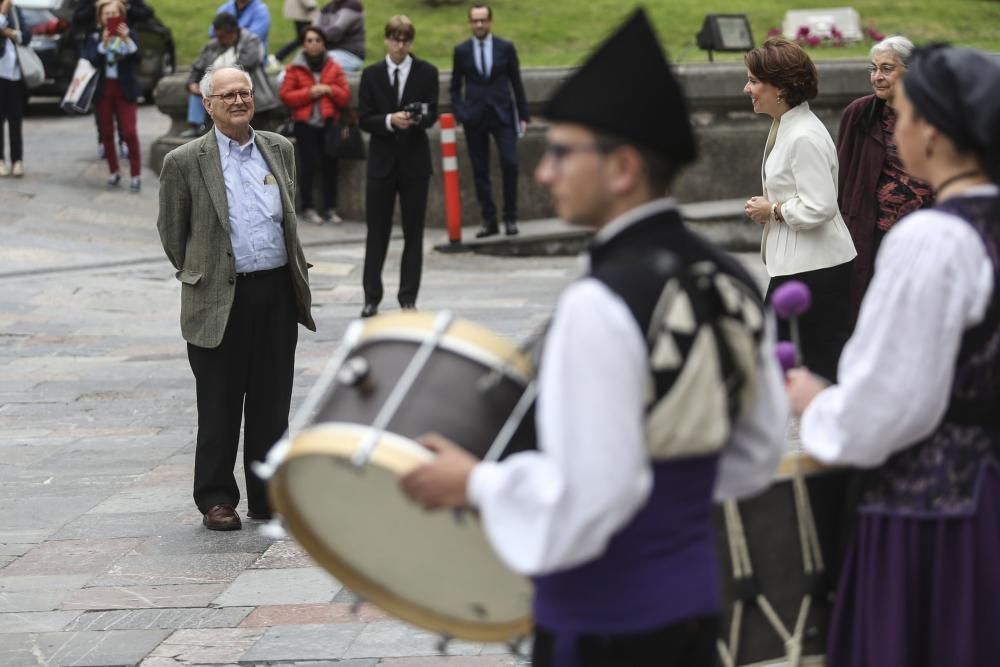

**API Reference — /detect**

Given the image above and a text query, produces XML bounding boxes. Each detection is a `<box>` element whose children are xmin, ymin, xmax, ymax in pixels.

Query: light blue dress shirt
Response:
<box><xmin>214</xmin><ymin>127</ymin><xmax>288</xmax><ymax>273</ymax></box>
<box><xmin>474</xmin><ymin>33</ymin><xmax>493</xmax><ymax>78</ymax></box>
<box><xmin>96</xmin><ymin>34</ymin><xmax>138</xmax><ymax>80</ymax></box>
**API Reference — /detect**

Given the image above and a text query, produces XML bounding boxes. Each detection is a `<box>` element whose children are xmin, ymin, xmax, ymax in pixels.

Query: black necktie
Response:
<box><xmin>479</xmin><ymin>40</ymin><xmax>486</xmax><ymax>76</ymax></box>
<box><xmin>392</xmin><ymin>66</ymin><xmax>400</xmax><ymax>104</ymax></box>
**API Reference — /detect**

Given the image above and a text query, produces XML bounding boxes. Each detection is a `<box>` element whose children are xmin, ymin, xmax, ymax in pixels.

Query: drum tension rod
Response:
<box><xmin>436</xmin><ymin>633</ymin><xmax>454</xmax><ymax>655</ymax></box>
<box><xmin>337</xmin><ymin>356</ymin><xmax>374</xmax><ymax>395</ymax></box>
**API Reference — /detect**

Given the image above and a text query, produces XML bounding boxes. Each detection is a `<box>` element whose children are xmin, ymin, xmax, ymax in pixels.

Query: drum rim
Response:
<box><xmin>359</xmin><ymin>312</ymin><xmax>534</xmax><ymax>382</ymax></box>
<box><xmin>269</xmin><ymin>425</ymin><xmax>534</xmax><ymax>642</ymax></box>
<box><xmin>774</xmin><ymin>452</ymin><xmax>836</xmax><ymax>479</ymax></box>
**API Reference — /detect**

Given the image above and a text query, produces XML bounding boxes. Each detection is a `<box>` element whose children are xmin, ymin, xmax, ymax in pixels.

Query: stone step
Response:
<box><xmin>433</xmin><ymin>199</ymin><xmax>758</xmax><ymax>256</ymax></box>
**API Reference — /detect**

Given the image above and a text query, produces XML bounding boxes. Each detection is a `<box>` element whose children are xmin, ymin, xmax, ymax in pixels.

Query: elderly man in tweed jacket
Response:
<box><xmin>158</xmin><ymin>65</ymin><xmax>314</xmax><ymax>531</ymax></box>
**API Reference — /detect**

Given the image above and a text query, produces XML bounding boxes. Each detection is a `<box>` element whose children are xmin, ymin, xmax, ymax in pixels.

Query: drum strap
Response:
<box><xmin>717</xmin><ymin>471</ymin><xmax>824</xmax><ymax>667</ymax></box>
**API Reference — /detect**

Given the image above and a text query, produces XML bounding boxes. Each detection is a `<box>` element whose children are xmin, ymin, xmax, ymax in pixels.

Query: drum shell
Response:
<box><xmin>318</xmin><ymin>334</ymin><xmax>536</xmax><ymax>459</ymax></box>
<box><xmin>715</xmin><ymin>457</ymin><xmax>853</xmax><ymax>666</ymax></box>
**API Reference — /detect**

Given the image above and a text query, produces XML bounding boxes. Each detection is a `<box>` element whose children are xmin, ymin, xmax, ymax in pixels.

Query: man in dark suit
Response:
<box><xmin>357</xmin><ymin>14</ymin><xmax>439</xmax><ymax>318</ymax></box>
<box><xmin>450</xmin><ymin>4</ymin><xmax>529</xmax><ymax>237</ymax></box>
<box><xmin>157</xmin><ymin>65</ymin><xmax>315</xmax><ymax>531</ymax></box>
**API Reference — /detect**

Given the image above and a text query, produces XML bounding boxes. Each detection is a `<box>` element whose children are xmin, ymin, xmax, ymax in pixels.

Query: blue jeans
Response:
<box><xmin>330</xmin><ymin>49</ymin><xmax>363</xmax><ymax>72</ymax></box>
<box><xmin>187</xmin><ymin>94</ymin><xmax>206</xmax><ymax>126</ymax></box>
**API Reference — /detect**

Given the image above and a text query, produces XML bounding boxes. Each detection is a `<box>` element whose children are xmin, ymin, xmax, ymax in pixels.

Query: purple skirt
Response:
<box><xmin>827</xmin><ymin>464</ymin><xmax>1000</xmax><ymax>667</ymax></box>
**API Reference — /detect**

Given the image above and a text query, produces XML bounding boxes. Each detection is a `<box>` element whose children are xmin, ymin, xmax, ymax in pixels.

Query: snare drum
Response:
<box><xmin>268</xmin><ymin>312</ymin><xmax>536</xmax><ymax>642</ymax></box>
<box><xmin>715</xmin><ymin>452</ymin><xmax>852</xmax><ymax>667</ymax></box>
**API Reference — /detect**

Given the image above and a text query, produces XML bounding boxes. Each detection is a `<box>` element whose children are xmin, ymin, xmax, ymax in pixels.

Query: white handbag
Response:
<box><xmin>9</xmin><ymin>8</ymin><xmax>45</xmax><ymax>88</ymax></box>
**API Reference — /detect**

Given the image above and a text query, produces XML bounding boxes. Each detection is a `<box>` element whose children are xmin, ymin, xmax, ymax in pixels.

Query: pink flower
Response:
<box><xmin>831</xmin><ymin>27</ymin><xmax>843</xmax><ymax>39</ymax></box>
<box><xmin>806</xmin><ymin>35</ymin><xmax>822</xmax><ymax>47</ymax></box>
<box><xmin>768</xmin><ymin>27</ymin><xmax>781</xmax><ymax>37</ymax></box>
<box><xmin>797</xmin><ymin>25</ymin><xmax>811</xmax><ymax>38</ymax></box>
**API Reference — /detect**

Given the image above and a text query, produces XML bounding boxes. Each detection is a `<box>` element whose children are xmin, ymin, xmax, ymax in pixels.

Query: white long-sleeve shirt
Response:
<box><xmin>801</xmin><ymin>186</ymin><xmax>997</xmax><ymax>466</ymax></box>
<box><xmin>467</xmin><ymin>204</ymin><xmax>788</xmax><ymax>577</ymax></box>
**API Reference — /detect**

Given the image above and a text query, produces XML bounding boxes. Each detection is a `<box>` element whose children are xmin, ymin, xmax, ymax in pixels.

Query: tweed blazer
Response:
<box><xmin>157</xmin><ymin>129</ymin><xmax>315</xmax><ymax>348</ymax></box>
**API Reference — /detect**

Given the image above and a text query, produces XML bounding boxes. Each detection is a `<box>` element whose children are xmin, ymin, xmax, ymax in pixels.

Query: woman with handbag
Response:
<box><xmin>279</xmin><ymin>26</ymin><xmax>350</xmax><ymax>224</ymax></box>
<box><xmin>82</xmin><ymin>0</ymin><xmax>143</xmax><ymax>191</ymax></box>
<box><xmin>0</xmin><ymin>0</ymin><xmax>31</xmax><ymax>177</ymax></box>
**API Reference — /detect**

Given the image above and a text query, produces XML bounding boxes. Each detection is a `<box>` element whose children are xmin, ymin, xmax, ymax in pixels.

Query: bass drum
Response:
<box><xmin>269</xmin><ymin>312</ymin><xmax>536</xmax><ymax>642</ymax></box>
<box><xmin>715</xmin><ymin>452</ymin><xmax>852</xmax><ymax>667</ymax></box>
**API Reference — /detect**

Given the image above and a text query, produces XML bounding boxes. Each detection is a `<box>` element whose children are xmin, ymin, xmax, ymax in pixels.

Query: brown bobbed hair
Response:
<box><xmin>384</xmin><ymin>15</ymin><xmax>415</xmax><ymax>42</ymax></box>
<box><xmin>744</xmin><ymin>37</ymin><xmax>819</xmax><ymax>108</ymax></box>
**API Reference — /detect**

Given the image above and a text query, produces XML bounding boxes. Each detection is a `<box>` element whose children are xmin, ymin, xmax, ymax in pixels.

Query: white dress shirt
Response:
<box><xmin>759</xmin><ymin>102</ymin><xmax>857</xmax><ymax>276</ymax></box>
<box><xmin>801</xmin><ymin>186</ymin><xmax>997</xmax><ymax>466</ymax></box>
<box><xmin>467</xmin><ymin>199</ymin><xmax>788</xmax><ymax>576</ymax></box>
<box><xmin>0</xmin><ymin>15</ymin><xmax>21</xmax><ymax>82</ymax></box>
<box><xmin>214</xmin><ymin>127</ymin><xmax>288</xmax><ymax>273</ymax></box>
<box><xmin>383</xmin><ymin>54</ymin><xmax>412</xmax><ymax>131</ymax></box>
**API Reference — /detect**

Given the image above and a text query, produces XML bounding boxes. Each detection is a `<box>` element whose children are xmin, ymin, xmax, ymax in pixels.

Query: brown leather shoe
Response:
<box><xmin>203</xmin><ymin>504</ymin><xmax>242</xmax><ymax>531</ymax></box>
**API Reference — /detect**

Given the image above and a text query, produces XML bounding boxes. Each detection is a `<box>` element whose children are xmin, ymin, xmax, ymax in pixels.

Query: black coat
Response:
<box><xmin>82</xmin><ymin>29</ymin><xmax>143</xmax><ymax>102</ymax></box>
<box><xmin>358</xmin><ymin>56</ymin><xmax>439</xmax><ymax>179</ymax></box>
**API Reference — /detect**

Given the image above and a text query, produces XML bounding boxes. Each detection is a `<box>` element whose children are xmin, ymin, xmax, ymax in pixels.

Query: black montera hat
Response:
<box><xmin>904</xmin><ymin>44</ymin><xmax>1000</xmax><ymax>184</ymax></box>
<box><xmin>542</xmin><ymin>8</ymin><xmax>696</xmax><ymax>166</ymax></box>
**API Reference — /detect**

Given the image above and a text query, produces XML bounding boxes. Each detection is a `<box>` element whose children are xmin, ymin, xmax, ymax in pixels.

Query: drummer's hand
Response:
<box><xmin>399</xmin><ymin>433</ymin><xmax>477</xmax><ymax>510</ymax></box>
<box><xmin>785</xmin><ymin>367</ymin><xmax>828</xmax><ymax>416</ymax></box>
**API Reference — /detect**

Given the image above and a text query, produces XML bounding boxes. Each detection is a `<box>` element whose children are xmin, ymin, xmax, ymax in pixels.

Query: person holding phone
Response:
<box><xmin>82</xmin><ymin>0</ymin><xmax>142</xmax><ymax>191</ymax></box>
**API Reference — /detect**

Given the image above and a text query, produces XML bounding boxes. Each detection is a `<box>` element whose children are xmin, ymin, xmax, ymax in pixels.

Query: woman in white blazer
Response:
<box><xmin>743</xmin><ymin>38</ymin><xmax>857</xmax><ymax>381</ymax></box>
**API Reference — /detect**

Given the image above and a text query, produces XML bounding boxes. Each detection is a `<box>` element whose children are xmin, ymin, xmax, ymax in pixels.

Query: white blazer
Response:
<box><xmin>759</xmin><ymin>102</ymin><xmax>857</xmax><ymax>277</ymax></box>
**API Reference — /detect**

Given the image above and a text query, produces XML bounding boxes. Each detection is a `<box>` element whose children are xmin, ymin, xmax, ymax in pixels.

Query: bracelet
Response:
<box><xmin>771</xmin><ymin>202</ymin><xmax>784</xmax><ymax>223</ymax></box>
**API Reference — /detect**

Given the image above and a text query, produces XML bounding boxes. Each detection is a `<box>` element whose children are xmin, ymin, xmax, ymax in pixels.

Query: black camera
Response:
<box><xmin>402</xmin><ymin>102</ymin><xmax>429</xmax><ymax>124</ymax></box>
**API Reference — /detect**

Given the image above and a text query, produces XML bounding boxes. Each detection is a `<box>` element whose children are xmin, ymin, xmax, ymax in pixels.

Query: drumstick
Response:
<box><xmin>771</xmin><ymin>280</ymin><xmax>811</xmax><ymax>367</ymax></box>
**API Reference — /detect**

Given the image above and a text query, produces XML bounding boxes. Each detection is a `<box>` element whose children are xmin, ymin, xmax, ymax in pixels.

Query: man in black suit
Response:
<box><xmin>450</xmin><ymin>4</ymin><xmax>529</xmax><ymax>237</ymax></box>
<box><xmin>358</xmin><ymin>14</ymin><xmax>439</xmax><ymax>318</ymax></box>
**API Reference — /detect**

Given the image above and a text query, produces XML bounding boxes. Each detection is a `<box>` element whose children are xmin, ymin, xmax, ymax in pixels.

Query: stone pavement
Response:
<box><xmin>0</xmin><ymin>104</ymin><xmax>768</xmax><ymax>667</ymax></box>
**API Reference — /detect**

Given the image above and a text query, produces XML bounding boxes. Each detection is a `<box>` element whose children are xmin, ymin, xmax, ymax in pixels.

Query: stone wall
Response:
<box><xmin>150</xmin><ymin>61</ymin><xmax>873</xmax><ymax>226</ymax></box>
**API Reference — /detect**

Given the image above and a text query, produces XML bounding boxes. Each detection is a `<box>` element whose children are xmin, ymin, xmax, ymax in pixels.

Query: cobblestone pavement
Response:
<box><xmin>0</xmin><ymin>104</ymin><xmax>767</xmax><ymax>666</ymax></box>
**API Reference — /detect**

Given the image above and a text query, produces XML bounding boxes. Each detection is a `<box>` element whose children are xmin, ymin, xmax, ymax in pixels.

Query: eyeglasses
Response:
<box><xmin>542</xmin><ymin>142</ymin><xmax>613</xmax><ymax>163</ymax></box>
<box><xmin>209</xmin><ymin>89</ymin><xmax>254</xmax><ymax>104</ymax></box>
<box><xmin>867</xmin><ymin>64</ymin><xmax>898</xmax><ymax>75</ymax></box>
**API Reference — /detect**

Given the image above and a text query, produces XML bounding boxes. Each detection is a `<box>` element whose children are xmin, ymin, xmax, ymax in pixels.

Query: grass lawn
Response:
<box><xmin>150</xmin><ymin>0</ymin><xmax>1000</xmax><ymax>69</ymax></box>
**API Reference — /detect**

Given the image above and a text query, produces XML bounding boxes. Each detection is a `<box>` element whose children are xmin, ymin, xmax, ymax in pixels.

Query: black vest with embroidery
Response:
<box><xmin>860</xmin><ymin>194</ymin><xmax>1000</xmax><ymax>516</ymax></box>
<box><xmin>588</xmin><ymin>209</ymin><xmax>766</xmax><ymax>453</ymax></box>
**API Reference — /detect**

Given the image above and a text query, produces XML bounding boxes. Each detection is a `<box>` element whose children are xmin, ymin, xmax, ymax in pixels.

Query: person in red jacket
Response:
<box><xmin>279</xmin><ymin>25</ymin><xmax>350</xmax><ymax>224</ymax></box>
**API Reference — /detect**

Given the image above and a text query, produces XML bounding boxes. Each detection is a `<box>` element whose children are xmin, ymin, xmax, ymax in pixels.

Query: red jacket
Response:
<box><xmin>279</xmin><ymin>54</ymin><xmax>351</xmax><ymax>122</ymax></box>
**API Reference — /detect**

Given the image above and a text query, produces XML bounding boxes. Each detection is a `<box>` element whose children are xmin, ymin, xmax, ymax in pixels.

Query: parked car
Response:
<box><xmin>18</xmin><ymin>0</ymin><xmax>175</xmax><ymax>100</ymax></box>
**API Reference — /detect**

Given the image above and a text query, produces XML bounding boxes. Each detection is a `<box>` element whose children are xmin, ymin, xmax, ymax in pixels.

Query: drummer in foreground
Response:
<box><xmin>401</xmin><ymin>9</ymin><xmax>787</xmax><ymax>666</ymax></box>
<box><xmin>786</xmin><ymin>45</ymin><xmax>1000</xmax><ymax>666</ymax></box>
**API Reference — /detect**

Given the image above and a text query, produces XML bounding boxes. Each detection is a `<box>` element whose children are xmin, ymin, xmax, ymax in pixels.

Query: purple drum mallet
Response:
<box><xmin>775</xmin><ymin>341</ymin><xmax>798</xmax><ymax>373</ymax></box>
<box><xmin>771</xmin><ymin>280</ymin><xmax>811</xmax><ymax>366</ymax></box>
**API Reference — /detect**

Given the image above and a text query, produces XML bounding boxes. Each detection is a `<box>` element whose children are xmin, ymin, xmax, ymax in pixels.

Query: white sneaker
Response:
<box><xmin>11</xmin><ymin>161</ymin><xmax>23</xmax><ymax>177</ymax></box>
<box><xmin>0</xmin><ymin>162</ymin><xmax>9</xmax><ymax>177</ymax></box>
<box><xmin>302</xmin><ymin>208</ymin><xmax>324</xmax><ymax>225</ymax></box>
<box><xmin>324</xmin><ymin>209</ymin><xmax>344</xmax><ymax>224</ymax></box>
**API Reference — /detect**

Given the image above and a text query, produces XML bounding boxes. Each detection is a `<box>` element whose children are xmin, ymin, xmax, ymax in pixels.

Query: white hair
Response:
<box><xmin>870</xmin><ymin>35</ymin><xmax>915</xmax><ymax>66</ymax></box>
<box><xmin>199</xmin><ymin>65</ymin><xmax>253</xmax><ymax>98</ymax></box>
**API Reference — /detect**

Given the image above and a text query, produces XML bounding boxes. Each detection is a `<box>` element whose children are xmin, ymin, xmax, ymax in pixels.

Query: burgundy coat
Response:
<box><xmin>837</xmin><ymin>94</ymin><xmax>888</xmax><ymax>321</ymax></box>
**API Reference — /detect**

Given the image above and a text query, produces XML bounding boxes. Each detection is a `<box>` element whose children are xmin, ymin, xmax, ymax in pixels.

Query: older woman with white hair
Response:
<box><xmin>836</xmin><ymin>35</ymin><xmax>934</xmax><ymax>321</ymax></box>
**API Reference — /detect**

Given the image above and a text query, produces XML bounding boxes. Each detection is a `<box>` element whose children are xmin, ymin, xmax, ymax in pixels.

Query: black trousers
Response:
<box><xmin>766</xmin><ymin>259</ymin><xmax>854</xmax><ymax>383</ymax></box>
<box><xmin>0</xmin><ymin>78</ymin><xmax>25</xmax><ymax>162</ymax></box>
<box><xmin>293</xmin><ymin>122</ymin><xmax>337</xmax><ymax>211</ymax></box>
<box><xmin>187</xmin><ymin>267</ymin><xmax>298</xmax><ymax>515</ymax></box>
<box><xmin>362</xmin><ymin>169</ymin><xmax>429</xmax><ymax>306</ymax></box>
<box><xmin>532</xmin><ymin>615</ymin><xmax>720</xmax><ymax>667</ymax></box>
<box><xmin>465</xmin><ymin>111</ymin><xmax>518</xmax><ymax>224</ymax></box>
